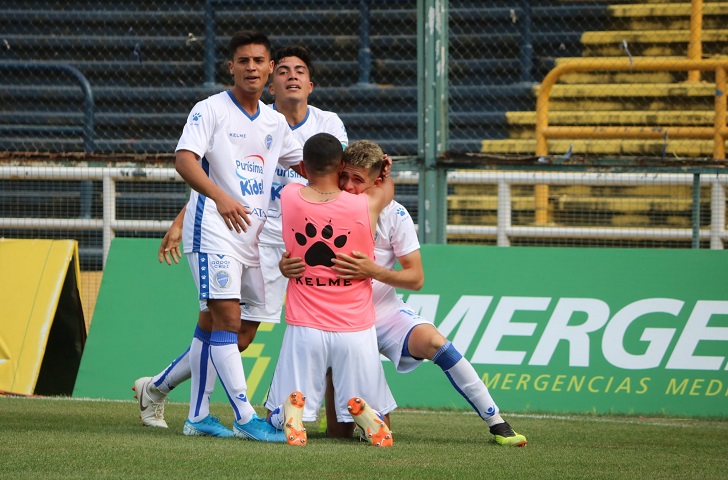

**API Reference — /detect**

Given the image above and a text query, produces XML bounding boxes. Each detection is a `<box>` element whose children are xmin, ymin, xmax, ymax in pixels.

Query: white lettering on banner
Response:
<box><xmin>471</xmin><ymin>297</ymin><xmax>549</xmax><ymax>365</ymax></box>
<box><xmin>432</xmin><ymin>296</ymin><xmax>493</xmax><ymax>355</ymax></box>
<box><xmin>529</xmin><ymin>298</ymin><xmax>610</xmax><ymax>367</ymax></box>
<box><xmin>666</xmin><ymin>300</ymin><xmax>728</xmax><ymax>370</ymax></box>
<box><xmin>403</xmin><ymin>294</ymin><xmax>728</xmax><ymax>371</ymax></box>
<box><xmin>602</xmin><ymin>298</ymin><xmax>682</xmax><ymax>369</ymax></box>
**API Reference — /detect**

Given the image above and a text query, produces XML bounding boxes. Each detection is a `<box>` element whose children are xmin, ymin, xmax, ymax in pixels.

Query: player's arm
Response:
<box><xmin>332</xmin><ymin>175</ymin><xmax>398</xmax><ymax>281</ymax></box>
<box><xmin>175</xmin><ymin>149</ymin><xmax>251</xmax><ymax>233</ymax></box>
<box><xmin>290</xmin><ymin>162</ymin><xmax>305</xmax><ymax>177</ymax></box>
<box><xmin>332</xmin><ymin>248</ymin><xmax>424</xmax><ymax>291</ymax></box>
<box><xmin>364</xmin><ymin>175</ymin><xmax>394</xmax><ymax>229</ymax></box>
<box><xmin>279</xmin><ymin>251</ymin><xmax>305</xmax><ymax>278</ymax></box>
<box><xmin>158</xmin><ymin>208</ymin><xmax>185</xmax><ymax>265</ymax></box>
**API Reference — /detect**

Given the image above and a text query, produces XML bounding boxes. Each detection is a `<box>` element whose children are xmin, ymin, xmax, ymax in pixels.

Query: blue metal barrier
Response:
<box><xmin>203</xmin><ymin>0</ymin><xmax>374</xmax><ymax>87</ymax></box>
<box><xmin>204</xmin><ymin>0</ymin><xmax>218</xmax><ymax>87</ymax></box>
<box><xmin>0</xmin><ymin>61</ymin><xmax>95</xmax><ymax>153</ymax></box>
<box><xmin>0</xmin><ymin>61</ymin><xmax>95</xmax><ymax>218</ymax></box>
<box><xmin>519</xmin><ymin>0</ymin><xmax>533</xmax><ymax>83</ymax></box>
<box><xmin>357</xmin><ymin>0</ymin><xmax>373</xmax><ymax>86</ymax></box>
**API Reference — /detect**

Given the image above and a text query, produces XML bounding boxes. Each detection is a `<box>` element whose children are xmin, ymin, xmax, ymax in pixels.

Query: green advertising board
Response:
<box><xmin>393</xmin><ymin>245</ymin><xmax>728</xmax><ymax>417</ymax></box>
<box><xmin>74</xmin><ymin>239</ymin><xmax>728</xmax><ymax>418</ymax></box>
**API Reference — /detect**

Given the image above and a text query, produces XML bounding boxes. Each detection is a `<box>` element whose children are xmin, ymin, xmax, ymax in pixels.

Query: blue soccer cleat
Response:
<box><xmin>234</xmin><ymin>414</ymin><xmax>286</xmax><ymax>442</ymax></box>
<box><xmin>183</xmin><ymin>415</ymin><xmax>234</xmax><ymax>438</ymax></box>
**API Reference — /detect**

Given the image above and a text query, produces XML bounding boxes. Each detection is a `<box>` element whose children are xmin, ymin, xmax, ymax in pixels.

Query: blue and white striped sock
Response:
<box><xmin>188</xmin><ymin>325</ymin><xmax>216</xmax><ymax>423</ymax></box>
<box><xmin>152</xmin><ymin>347</ymin><xmax>191</xmax><ymax>396</ymax></box>
<box><xmin>267</xmin><ymin>405</ymin><xmax>284</xmax><ymax>430</ymax></box>
<box><xmin>433</xmin><ymin>341</ymin><xmax>503</xmax><ymax>427</ymax></box>
<box><xmin>209</xmin><ymin>329</ymin><xmax>255</xmax><ymax>424</ymax></box>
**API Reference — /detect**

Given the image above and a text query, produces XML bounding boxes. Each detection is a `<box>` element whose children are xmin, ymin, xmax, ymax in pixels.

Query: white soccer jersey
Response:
<box><xmin>176</xmin><ymin>91</ymin><xmax>302</xmax><ymax>266</ymax></box>
<box><xmin>258</xmin><ymin>104</ymin><xmax>349</xmax><ymax>247</ymax></box>
<box><xmin>372</xmin><ymin>201</ymin><xmax>420</xmax><ymax>315</ymax></box>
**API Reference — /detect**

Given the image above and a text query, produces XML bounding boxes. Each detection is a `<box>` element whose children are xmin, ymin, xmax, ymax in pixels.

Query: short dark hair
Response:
<box><xmin>228</xmin><ymin>31</ymin><xmax>271</xmax><ymax>59</ymax></box>
<box><xmin>303</xmin><ymin>133</ymin><xmax>343</xmax><ymax>175</ymax></box>
<box><xmin>273</xmin><ymin>45</ymin><xmax>315</xmax><ymax>80</ymax></box>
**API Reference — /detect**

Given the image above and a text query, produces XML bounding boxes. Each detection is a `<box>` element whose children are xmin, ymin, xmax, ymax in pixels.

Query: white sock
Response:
<box><xmin>151</xmin><ymin>348</ymin><xmax>191</xmax><ymax>398</ymax></box>
<box><xmin>209</xmin><ymin>330</ymin><xmax>255</xmax><ymax>424</ymax></box>
<box><xmin>188</xmin><ymin>327</ymin><xmax>216</xmax><ymax>423</ymax></box>
<box><xmin>433</xmin><ymin>341</ymin><xmax>502</xmax><ymax>427</ymax></box>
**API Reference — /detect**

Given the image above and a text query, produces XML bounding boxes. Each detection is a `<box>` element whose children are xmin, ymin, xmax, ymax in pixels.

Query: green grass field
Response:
<box><xmin>1</xmin><ymin>396</ymin><xmax>727</xmax><ymax>480</ymax></box>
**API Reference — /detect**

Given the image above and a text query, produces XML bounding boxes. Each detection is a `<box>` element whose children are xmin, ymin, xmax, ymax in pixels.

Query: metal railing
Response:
<box><xmin>425</xmin><ymin>170</ymin><xmax>727</xmax><ymax>250</ymax></box>
<box><xmin>0</xmin><ymin>166</ymin><xmax>179</xmax><ymax>267</ymax></box>
<box><xmin>536</xmin><ymin>59</ymin><xmax>728</xmax><ymax>160</ymax></box>
<box><xmin>534</xmin><ymin>58</ymin><xmax>728</xmax><ymax>234</ymax></box>
<box><xmin>1</xmin><ymin>167</ymin><xmax>725</xmax><ymax>272</ymax></box>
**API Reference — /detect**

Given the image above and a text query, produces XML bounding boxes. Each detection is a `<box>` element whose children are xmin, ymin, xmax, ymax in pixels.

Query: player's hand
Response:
<box><xmin>215</xmin><ymin>193</ymin><xmax>252</xmax><ymax>233</ymax></box>
<box><xmin>380</xmin><ymin>153</ymin><xmax>392</xmax><ymax>180</ymax></box>
<box><xmin>332</xmin><ymin>251</ymin><xmax>378</xmax><ymax>280</ymax></box>
<box><xmin>279</xmin><ymin>251</ymin><xmax>305</xmax><ymax>278</ymax></box>
<box><xmin>158</xmin><ymin>221</ymin><xmax>183</xmax><ymax>265</ymax></box>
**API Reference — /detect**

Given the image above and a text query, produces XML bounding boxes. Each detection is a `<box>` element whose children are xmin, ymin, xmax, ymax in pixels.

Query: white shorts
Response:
<box><xmin>376</xmin><ymin>298</ymin><xmax>433</xmax><ymax>373</ymax></box>
<box><xmin>240</xmin><ymin>245</ymin><xmax>287</xmax><ymax>324</ymax></box>
<box><xmin>186</xmin><ymin>252</ymin><xmax>265</xmax><ymax>312</ymax></box>
<box><xmin>264</xmin><ymin>325</ymin><xmax>397</xmax><ymax>423</ymax></box>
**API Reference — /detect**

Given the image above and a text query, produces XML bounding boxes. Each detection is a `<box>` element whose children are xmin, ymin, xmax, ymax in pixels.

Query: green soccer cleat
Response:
<box><xmin>489</xmin><ymin>421</ymin><xmax>527</xmax><ymax>447</ymax></box>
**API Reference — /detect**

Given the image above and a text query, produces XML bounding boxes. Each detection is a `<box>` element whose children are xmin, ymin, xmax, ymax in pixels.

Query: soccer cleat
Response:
<box><xmin>234</xmin><ymin>414</ymin><xmax>286</xmax><ymax>442</ymax></box>
<box><xmin>347</xmin><ymin>397</ymin><xmax>393</xmax><ymax>447</ymax></box>
<box><xmin>132</xmin><ymin>377</ymin><xmax>168</xmax><ymax>428</ymax></box>
<box><xmin>183</xmin><ymin>415</ymin><xmax>234</xmax><ymax>437</ymax></box>
<box><xmin>283</xmin><ymin>391</ymin><xmax>307</xmax><ymax>446</ymax></box>
<box><xmin>489</xmin><ymin>421</ymin><xmax>527</xmax><ymax>447</ymax></box>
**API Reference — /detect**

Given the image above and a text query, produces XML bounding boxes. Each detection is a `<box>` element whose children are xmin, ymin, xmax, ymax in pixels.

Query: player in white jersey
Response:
<box><xmin>246</xmin><ymin>45</ymin><xmax>348</xmax><ymax>324</ymax></box>
<box><xmin>170</xmin><ymin>31</ymin><xmax>303</xmax><ymax>443</ymax></box>
<box><xmin>178</xmin><ymin>90</ymin><xmax>300</xmax><ymax>267</ymax></box>
<box><xmin>133</xmin><ymin>45</ymin><xmax>350</xmax><ymax>436</ymax></box>
<box><xmin>280</xmin><ymin>148</ymin><xmax>528</xmax><ymax>447</ymax></box>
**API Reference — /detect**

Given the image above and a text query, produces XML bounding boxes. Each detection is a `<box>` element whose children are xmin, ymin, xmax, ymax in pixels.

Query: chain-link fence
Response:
<box><xmin>443</xmin><ymin>0</ymin><xmax>728</xmax><ymax>248</ymax></box>
<box><xmin>2</xmin><ymin>1</ymin><xmax>728</xmax><ymax>321</ymax></box>
<box><xmin>1</xmin><ymin>0</ymin><xmax>424</xmax><ymax>155</ymax></box>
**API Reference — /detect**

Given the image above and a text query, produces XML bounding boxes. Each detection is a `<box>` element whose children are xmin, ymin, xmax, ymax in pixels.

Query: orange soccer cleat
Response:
<box><xmin>283</xmin><ymin>391</ymin><xmax>307</xmax><ymax>446</ymax></box>
<box><xmin>347</xmin><ymin>397</ymin><xmax>393</xmax><ymax>447</ymax></box>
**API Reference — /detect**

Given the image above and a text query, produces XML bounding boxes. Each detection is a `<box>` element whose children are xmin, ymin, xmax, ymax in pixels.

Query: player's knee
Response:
<box><xmin>431</xmin><ymin>331</ymin><xmax>448</xmax><ymax>351</ymax></box>
<box><xmin>409</xmin><ymin>324</ymin><xmax>447</xmax><ymax>360</ymax></box>
<box><xmin>236</xmin><ymin>331</ymin><xmax>255</xmax><ymax>351</ymax></box>
<box><xmin>237</xmin><ymin>321</ymin><xmax>260</xmax><ymax>352</ymax></box>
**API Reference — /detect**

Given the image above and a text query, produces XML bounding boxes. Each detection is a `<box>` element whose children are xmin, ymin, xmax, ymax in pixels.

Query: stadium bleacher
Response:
<box><xmin>454</xmin><ymin>1</ymin><xmax>726</xmax><ymax>241</ymax></box>
<box><xmin>0</xmin><ymin>0</ymin><xmax>610</xmax><ymax>155</ymax></box>
<box><xmin>480</xmin><ymin>0</ymin><xmax>728</xmax><ymax>157</ymax></box>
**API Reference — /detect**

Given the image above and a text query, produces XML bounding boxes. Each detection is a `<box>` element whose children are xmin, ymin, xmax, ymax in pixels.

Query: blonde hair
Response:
<box><xmin>342</xmin><ymin>140</ymin><xmax>383</xmax><ymax>173</ymax></box>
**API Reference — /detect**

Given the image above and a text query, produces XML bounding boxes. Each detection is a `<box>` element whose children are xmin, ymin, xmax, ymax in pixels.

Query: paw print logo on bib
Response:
<box><xmin>295</xmin><ymin>221</ymin><xmax>349</xmax><ymax>267</ymax></box>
